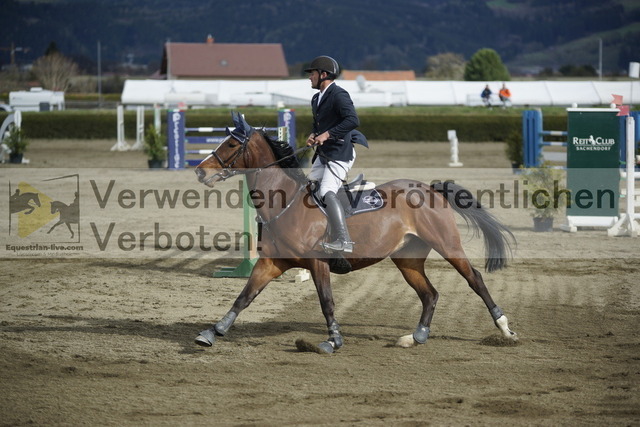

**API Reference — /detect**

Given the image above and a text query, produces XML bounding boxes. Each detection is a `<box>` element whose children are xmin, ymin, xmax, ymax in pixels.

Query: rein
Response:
<box><xmin>255</xmin><ymin>144</ymin><xmax>313</xmax><ymax>172</ymax></box>
<box><xmin>203</xmin><ymin>133</ymin><xmax>341</xmax><ymax>226</ymax></box>
<box><xmin>205</xmin><ymin>137</ymin><xmax>313</xmax><ymax>185</ymax></box>
<box><xmin>254</xmin><ymin>183</ymin><xmax>306</xmax><ymax>226</ymax></box>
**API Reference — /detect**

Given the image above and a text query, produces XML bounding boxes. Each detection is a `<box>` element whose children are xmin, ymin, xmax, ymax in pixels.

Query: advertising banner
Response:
<box><xmin>167</xmin><ymin>109</ymin><xmax>185</xmax><ymax>170</ymax></box>
<box><xmin>565</xmin><ymin>108</ymin><xmax>620</xmax><ymax>222</ymax></box>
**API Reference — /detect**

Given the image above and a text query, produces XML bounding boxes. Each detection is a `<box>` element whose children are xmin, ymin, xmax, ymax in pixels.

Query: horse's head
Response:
<box><xmin>50</xmin><ymin>201</ymin><xmax>61</xmax><ymax>214</ymax></box>
<box><xmin>195</xmin><ymin>112</ymin><xmax>273</xmax><ymax>187</ymax></box>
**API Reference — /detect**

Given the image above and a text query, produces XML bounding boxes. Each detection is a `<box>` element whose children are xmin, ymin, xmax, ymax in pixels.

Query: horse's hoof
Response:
<box><xmin>195</xmin><ymin>329</ymin><xmax>216</xmax><ymax>347</ymax></box>
<box><xmin>317</xmin><ymin>341</ymin><xmax>335</xmax><ymax>354</ymax></box>
<box><xmin>504</xmin><ymin>330</ymin><xmax>519</xmax><ymax>341</ymax></box>
<box><xmin>495</xmin><ymin>315</ymin><xmax>518</xmax><ymax>341</ymax></box>
<box><xmin>395</xmin><ymin>334</ymin><xmax>417</xmax><ymax>348</ymax></box>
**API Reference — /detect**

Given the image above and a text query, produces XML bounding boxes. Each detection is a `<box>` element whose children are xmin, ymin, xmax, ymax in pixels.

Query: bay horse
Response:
<box><xmin>194</xmin><ymin>113</ymin><xmax>517</xmax><ymax>353</ymax></box>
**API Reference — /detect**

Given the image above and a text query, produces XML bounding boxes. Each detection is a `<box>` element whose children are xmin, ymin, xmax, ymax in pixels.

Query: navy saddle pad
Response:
<box><xmin>310</xmin><ymin>175</ymin><xmax>384</xmax><ymax>218</ymax></box>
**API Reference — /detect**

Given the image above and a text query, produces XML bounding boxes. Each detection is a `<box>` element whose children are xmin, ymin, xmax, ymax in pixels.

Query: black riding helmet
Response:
<box><xmin>304</xmin><ymin>56</ymin><xmax>340</xmax><ymax>80</ymax></box>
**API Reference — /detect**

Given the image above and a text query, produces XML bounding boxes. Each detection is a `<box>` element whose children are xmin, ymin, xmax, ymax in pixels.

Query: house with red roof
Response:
<box><xmin>160</xmin><ymin>36</ymin><xmax>289</xmax><ymax>80</ymax></box>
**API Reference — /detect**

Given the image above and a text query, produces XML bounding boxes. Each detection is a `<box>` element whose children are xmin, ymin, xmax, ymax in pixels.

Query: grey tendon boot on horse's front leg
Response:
<box><xmin>395</xmin><ymin>323</ymin><xmax>430</xmax><ymax>348</ymax></box>
<box><xmin>413</xmin><ymin>323</ymin><xmax>431</xmax><ymax>344</ymax></box>
<box><xmin>195</xmin><ymin>311</ymin><xmax>238</xmax><ymax>347</ymax></box>
<box><xmin>321</xmin><ymin>191</ymin><xmax>353</xmax><ymax>253</ymax></box>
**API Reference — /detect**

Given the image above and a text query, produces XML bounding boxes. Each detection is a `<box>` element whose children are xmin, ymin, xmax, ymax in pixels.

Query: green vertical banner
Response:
<box><xmin>566</xmin><ymin>108</ymin><xmax>620</xmax><ymax>222</ymax></box>
<box><xmin>214</xmin><ymin>179</ymin><xmax>258</xmax><ymax>278</ymax></box>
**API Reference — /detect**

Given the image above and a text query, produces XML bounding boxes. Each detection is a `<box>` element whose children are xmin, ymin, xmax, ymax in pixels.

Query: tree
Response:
<box><xmin>463</xmin><ymin>48</ymin><xmax>510</xmax><ymax>81</ymax></box>
<box><xmin>44</xmin><ymin>42</ymin><xmax>60</xmax><ymax>57</ymax></box>
<box><xmin>425</xmin><ymin>53</ymin><xmax>466</xmax><ymax>80</ymax></box>
<box><xmin>558</xmin><ymin>64</ymin><xmax>597</xmax><ymax>77</ymax></box>
<box><xmin>32</xmin><ymin>52</ymin><xmax>78</xmax><ymax>91</ymax></box>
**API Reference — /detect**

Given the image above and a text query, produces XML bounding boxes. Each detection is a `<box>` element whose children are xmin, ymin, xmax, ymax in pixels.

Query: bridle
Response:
<box><xmin>205</xmin><ymin>134</ymin><xmax>248</xmax><ymax>183</ymax></box>
<box><xmin>201</xmin><ymin>131</ymin><xmax>313</xmax><ymax>186</ymax></box>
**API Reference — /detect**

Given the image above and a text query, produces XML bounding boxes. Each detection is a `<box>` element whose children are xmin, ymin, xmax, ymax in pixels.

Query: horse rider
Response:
<box><xmin>305</xmin><ymin>55</ymin><xmax>366</xmax><ymax>253</ymax></box>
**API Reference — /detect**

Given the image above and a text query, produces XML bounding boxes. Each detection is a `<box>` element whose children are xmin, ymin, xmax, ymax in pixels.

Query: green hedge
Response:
<box><xmin>359</xmin><ymin>115</ymin><xmax>524</xmax><ymax>142</ymax></box>
<box><xmin>0</xmin><ymin>110</ymin><xmax>568</xmax><ymax>143</ymax></box>
<box><xmin>0</xmin><ymin>111</ymin><xmax>124</xmax><ymax>139</ymax></box>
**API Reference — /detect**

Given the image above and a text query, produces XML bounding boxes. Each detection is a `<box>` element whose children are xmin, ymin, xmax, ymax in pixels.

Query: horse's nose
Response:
<box><xmin>194</xmin><ymin>167</ymin><xmax>205</xmax><ymax>182</ymax></box>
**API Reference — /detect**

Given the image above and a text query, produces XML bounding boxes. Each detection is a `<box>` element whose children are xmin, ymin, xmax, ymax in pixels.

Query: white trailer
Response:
<box><xmin>9</xmin><ymin>87</ymin><xmax>65</xmax><ymax>112</ymax></box>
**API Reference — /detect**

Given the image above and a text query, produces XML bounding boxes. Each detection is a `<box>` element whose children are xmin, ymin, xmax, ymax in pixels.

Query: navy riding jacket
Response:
<box><xmin>311</xmin><ymin>83</ymin><xmax>366</xmax><ymax>163</ymax></box>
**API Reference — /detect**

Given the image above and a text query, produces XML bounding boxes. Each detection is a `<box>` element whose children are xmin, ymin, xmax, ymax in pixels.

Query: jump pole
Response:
<box><xmin>130</xmin><ymin>105</ymin><xmax>145</xmax><ymax>150</ymax></box>
<box><xmin>167</xmin><ymin>109</ymin><xmax>296</xmax><ymax>169</ymax></box>
<box><xmin>0</xmin><ymin>110</ymin><xmax>22</xmax><ymax>162</ymax></box>
<box><xmin>111</xmin><ymin>105</ymin><xmax>131</xmax><ymax>151</ymax></box>
<box><xmin>447</xmin><ymin>129</ymin><xmax>463</xmax><ymax>167</ymax></box>
<box><xmin>608</xmin><ymin>114</ymin><xmax>639</xmax><ymax>237</ymax></box>
<box><xmin>0</xmin><ymin>109</ymin><xmax>22</xmax><ymax>137</ymax></box>
<box><xmin>522</xmin><ymin>110</ymin><xmax>568</xmax><ymax>167</ymax></box>
<box><xmin>154</xmin><ymin>104</ymin><xmax>161</xmax><ymax>131</ymax></box>
<box><xmin>213</xmin><ymin>180</ymin><xmax>259</xmax><ymax>278</ymax></box>
<box><xmin>111</xmin><ymin>105</ymin><xmax>150</xmax><ymax>151</ymax></box>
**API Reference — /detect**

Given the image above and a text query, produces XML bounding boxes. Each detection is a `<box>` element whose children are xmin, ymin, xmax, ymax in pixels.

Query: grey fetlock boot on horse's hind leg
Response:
<box><xmin>317</xmin><ymin>321</ymin><xmax>344</xmax><ymax>354</ymax></box>
<box><xmin>321</xmin><ymin>191</ymin><xmax>353</xmax><ymax>253</ymax></box>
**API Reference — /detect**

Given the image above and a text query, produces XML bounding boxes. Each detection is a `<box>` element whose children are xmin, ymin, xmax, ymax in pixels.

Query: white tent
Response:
<box><xmin>121</xmin><ymin>79</ymin><xmax>640</xmax><ymax>108</ymax></box>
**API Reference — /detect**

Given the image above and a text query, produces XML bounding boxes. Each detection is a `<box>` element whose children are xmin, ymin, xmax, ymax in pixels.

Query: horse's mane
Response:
<box><xmin>258</xmin><ymin>129</ymin><xmax>307</xmax><ymax>184</ymax></box>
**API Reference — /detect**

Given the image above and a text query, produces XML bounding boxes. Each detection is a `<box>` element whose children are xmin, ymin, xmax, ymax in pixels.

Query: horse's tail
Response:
<box><xmin>431</xmin><ymin>181</ymin><xmax>515</xmax><ymax>272</ymax></box>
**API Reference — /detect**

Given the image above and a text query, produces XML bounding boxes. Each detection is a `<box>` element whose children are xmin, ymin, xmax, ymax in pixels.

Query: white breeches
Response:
<box><xmin>307</xmin><ymin>148</ymin><xmax>356</xmax><ymax>198</ymax></box>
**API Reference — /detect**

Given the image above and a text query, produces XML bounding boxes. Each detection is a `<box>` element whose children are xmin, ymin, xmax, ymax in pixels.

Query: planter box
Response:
<box><xmin>9</xmin><ymin>153</ymin><xmax>23</xmax><ymax>164</ymax></box>
<box><xmin>533</xmin><ymin>217</ymin><xmax>554</xmax><ymax>232</ymax></box>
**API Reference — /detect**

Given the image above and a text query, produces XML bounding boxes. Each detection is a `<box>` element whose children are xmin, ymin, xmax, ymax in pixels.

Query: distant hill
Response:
<box><xmin>2</xmin><ymin>0</ymin><xmax>638</xmax><ymax>76</ymax></box>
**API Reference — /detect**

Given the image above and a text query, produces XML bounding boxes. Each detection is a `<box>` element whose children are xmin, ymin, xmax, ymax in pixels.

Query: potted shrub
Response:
<box><xmin>144</xmin><ymin>125</ymin><xmax>166</xmax><ymax>168</ymax></box>
<box><xmin>504</xmin><ymin>130</ymin><xmax>523</xmax><ymax>173</ymax></box>
<box><xmin>4</xmin><ymin>126</ymin><xmax>28</xmax><ymax>164</ymax></box>
<box><xmin>521</xmin><ymin>162</ymin><xmax>568</xmax><ymax>232</ymax></box>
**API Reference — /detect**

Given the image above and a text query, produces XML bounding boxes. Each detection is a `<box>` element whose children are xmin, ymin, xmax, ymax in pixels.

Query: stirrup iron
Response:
<box><xmin>322</xmin><ymin>239</ymin><xmax>354</xmax><ymax>253</ymax></box>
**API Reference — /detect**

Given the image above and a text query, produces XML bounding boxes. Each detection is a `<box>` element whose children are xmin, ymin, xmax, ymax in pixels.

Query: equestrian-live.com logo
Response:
<box><xmin>8</xmin><ymin>174</ymin><xmax>80</xmax><ymax>244</ymax></box>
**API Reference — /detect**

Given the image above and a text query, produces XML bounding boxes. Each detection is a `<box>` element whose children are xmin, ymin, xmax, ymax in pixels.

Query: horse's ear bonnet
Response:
<box><xmin>226</xmin><ymin>112</ymin><xmax>254</xmax><ymax>143</ymax></box>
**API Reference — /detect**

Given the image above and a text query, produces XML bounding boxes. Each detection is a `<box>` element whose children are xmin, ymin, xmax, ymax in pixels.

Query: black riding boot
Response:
<box><xmin>322</xmin><ymin>191</ymin><xmax>353</xmax><ymax>253</ymax></box>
